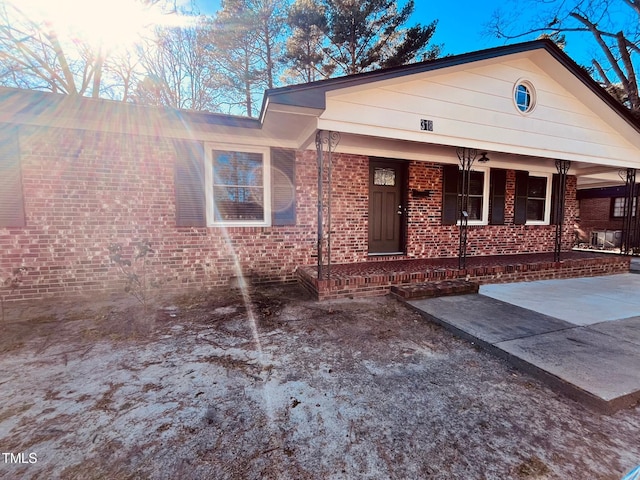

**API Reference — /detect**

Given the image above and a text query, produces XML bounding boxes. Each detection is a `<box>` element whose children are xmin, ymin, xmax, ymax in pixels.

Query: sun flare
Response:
<box><xmin>12</xmin><ymin>0</ymin><xmax>190</xmax><ymax>53</ymax></box>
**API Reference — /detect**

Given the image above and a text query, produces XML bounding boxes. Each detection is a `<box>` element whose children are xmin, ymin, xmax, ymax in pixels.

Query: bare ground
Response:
<box><xmin>0</xmin><ymin>284</ymin><xmax>639</xmax><ymax>479</ymax></box>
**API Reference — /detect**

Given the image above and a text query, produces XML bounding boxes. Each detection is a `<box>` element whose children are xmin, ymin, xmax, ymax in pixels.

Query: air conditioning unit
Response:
<box><xmin>590</xmin><ymin>230</ymin><xmax>622</xmax><ymax>249</ymax></box>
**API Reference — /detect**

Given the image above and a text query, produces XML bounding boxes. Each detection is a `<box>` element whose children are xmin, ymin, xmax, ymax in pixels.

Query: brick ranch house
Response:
<box><xmin>1</xmin><ymin>39</ymin><xmax>638</xmax><ymax>302</ymax></box>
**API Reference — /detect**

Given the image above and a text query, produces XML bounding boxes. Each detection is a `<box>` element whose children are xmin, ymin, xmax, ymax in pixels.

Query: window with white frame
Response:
<box><xmin>206</xmin><ymin>144</ymin><xmax>271</xmax><ymax>226</ymax></box>
<box><xmin>458</xmin><ymin>170</ymin><xmax>486</xmax><ymax>222</ymax></box>
<box><xmin>514</xmin><ymin>80</ymin><xmax>536</xmax><ymax>114</ymax></box>
<box><xmin>514</xmin><ymin>172</ymin><xmax>553</xmax><ymax>225</ymax></box>
<box><xmin>443</xmin><ymin>166</ymin><xmax>490</xmax><ymax>225</ymax></box>
<box><xmin>612</xmin><ymin>197</ymin><xmax>638</xmax><ymax>218</ymax></box>
<box><xmin>526</xmin><ymin>175</ymin><xmax>547</xmax><ymax>222</ymax></box>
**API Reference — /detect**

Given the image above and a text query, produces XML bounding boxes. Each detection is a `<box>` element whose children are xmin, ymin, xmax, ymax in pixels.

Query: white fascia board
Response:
<box><xmin>316</xmin><ymin>118</ymin><xmax>640</xmax><ymax>169</ymax></box>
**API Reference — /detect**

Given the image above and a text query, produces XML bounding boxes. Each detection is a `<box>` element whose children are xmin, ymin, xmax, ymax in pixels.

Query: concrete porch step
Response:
<box><xmin>391</xmin><ymin>279</ymin><xmax>479</xmax><ymax>300</ymax></box>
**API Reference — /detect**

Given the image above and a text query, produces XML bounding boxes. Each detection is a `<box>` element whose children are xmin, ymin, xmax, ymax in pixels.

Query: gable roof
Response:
<box><xmin>1</xmin><ymin>38</ymin><xmax>638</xmax><ymax>162</ymax></box>
<box><xmin>262</xmin><ymin>39</ymin><xmax>640</xmax><ymax>134</ymax></box>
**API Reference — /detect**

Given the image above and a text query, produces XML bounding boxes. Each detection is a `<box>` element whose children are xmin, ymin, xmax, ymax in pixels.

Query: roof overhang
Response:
<box><xmin>3</xmin><ymin>39</ymin><xmax>640</xmax><ymax>177</ymax></box>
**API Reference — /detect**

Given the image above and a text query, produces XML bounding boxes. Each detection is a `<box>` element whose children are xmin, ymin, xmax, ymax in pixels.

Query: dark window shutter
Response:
<box><xmin>0</xmin><ymin>126</ymin><xmax>25</xmax><ymax>227</ymax></box>
<box><xmin>489</xmin><ymin>168</ymin><xmax>506</xmax><ymax>225</ymax></box>
<box><xmin>271</xmin><ymin>148</ymin><xmax>296</xmax><ymax>226</ymax></box>
<box><xmin>514</xmin><ymin>170</ymin><xmax>529</xmax><ymax>225</ymax></box>
<box><xmin>174</xmin><ymin>139</ymin><xmax>205</xmax><ymax>227</ymax></box>
<box><xmin>442</xmin><ymin>164</ymin><xmax>459</xmax><ymax>225</ymax></box>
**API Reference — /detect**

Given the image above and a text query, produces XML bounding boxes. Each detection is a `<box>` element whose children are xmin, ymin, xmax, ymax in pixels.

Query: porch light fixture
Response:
<box><xmin>478</xmin><ymin>152</ymin><xmax>490</xmax><ymax>163</ymax></box>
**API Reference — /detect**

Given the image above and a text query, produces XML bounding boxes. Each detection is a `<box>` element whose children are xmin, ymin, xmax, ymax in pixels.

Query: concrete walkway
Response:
<box><xmin>406</xmin><ymin>274</ymin><xmax>640</xmax><ymax>413</ymax></box>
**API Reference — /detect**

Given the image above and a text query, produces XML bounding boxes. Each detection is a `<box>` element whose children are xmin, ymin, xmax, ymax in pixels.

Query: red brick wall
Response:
<box><xmin>1</xmin><ymin>126</ymin><xmax>318</xmax><ymax>302</ymax></box>
<box><xmin>319</xmin><ymin>157</ymin><xmax>576</xmax><ymax>263</ymax></box>
<box><xmin>578</xmin><ymin>197</ymin><xmax>623</xmax><ymax>242</ymax></box>
<box><xmin>300</xmin><ymin>255</ymin><xmax>629</xmax><ymax>301</ymax></box>
<box><xmin>316</xmin><ymin>153</ymin><xmax>369</xmax><ymax>264</ymax></box>
<box><xmin>402</xmin><ymin>161</ymin><xmax>577</xmax><ymax>258</ymax></box>
<box><xmin>1</xmin><ymin>126</ymin><xmax>580</xmax><ymax>303</ymax></box>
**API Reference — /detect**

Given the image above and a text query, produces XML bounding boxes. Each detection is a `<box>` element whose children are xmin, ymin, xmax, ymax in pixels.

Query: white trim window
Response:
<box><xmin>205</xmin><ymin>144</ymin><xmax>271</xmax><ymax>226</ymax></box>
<box><xmin>514</xmin><ymin>171</ymin><xmax>553</xmax><ymax>225</ymax></box>
<box><xmin>526</xmin><ymin>174</ymin><xmax>551</xmax><ymax>224</ymax></box>
<box><xmin>513</xmin><ymin>79</ymin><xmax>536</xmax><ymax>114</ymax></box>
<box><xmin>442</xmin><ymin>164</ymin><xmax>490</xmax><ymax>226</ymax></box>
<box><xmin>459</xmin><ymin>167</ymin><xmax>490</xmax><ymax>225</ymax></box>
<box><xmin>612</xmin><ymin>197</ymin><xmax>637</xmax><ymax>218</ymax></box>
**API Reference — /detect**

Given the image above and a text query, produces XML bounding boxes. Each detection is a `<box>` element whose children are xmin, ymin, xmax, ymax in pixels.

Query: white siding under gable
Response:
<box><xmin>318</xmin><ymin>55</ymin><xmax>640</xmax><ymax>168</ymax></box>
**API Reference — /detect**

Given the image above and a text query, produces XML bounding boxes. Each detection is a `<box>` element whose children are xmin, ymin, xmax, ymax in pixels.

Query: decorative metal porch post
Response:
<box><xmin>457</xmin><ymin>147</ymin><xmax>478</xmax><ymax>269</ymax></box>
<box><xmin>315</xmin><ymin>130</ymin><xmax>341</xmax><ymax>280</ymax></box>
<box><xmin>619</xmin><ymin>168</ymin><xmax>637</xmax><ymax>255</ymax></box>
<box><xmin>554</xmin><ymin>159</ymin><xmax>571</xmax><ymax>262</ymax></box>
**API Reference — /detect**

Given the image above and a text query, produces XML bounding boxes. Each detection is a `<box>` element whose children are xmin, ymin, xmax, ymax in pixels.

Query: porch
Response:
<box><xmin>296</xmin><ymin>251</ymin><xmax>630</xmax><ymax>301</ymax></box>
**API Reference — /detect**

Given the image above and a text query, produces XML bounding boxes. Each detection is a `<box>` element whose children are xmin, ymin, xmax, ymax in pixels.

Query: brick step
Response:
<box><xmin>391</xmin><ymin>280</ymin><xmax>479</xmax><ymax>300</ymax></box>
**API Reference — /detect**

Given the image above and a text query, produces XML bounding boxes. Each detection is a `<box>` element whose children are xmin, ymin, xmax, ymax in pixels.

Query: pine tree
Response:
<box><xmin>210</xmin><ymin>0</ymin><xmax>287</xmax><ymax>116</ymax></box>
<box><xmin>210</xmin><ymin>0</ymin><xmax>264</xmax><ymax>116</ymax></box>
<box><xmin>284</xmin><ymin>0</ymin><xmax>328</xmax><ymax>83</ymax></box>
<box><xmin>326</xmin><ymin>0</ymin><xmax>439</xmax><ymax>74</ymax></box>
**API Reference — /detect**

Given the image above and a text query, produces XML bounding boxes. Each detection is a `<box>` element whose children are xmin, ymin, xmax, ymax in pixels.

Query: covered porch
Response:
<box><xmin>297</xmin><ymin>251</ymin><xmax>630</xmax><ymax>300</ymax></box>
<box><xmin>267</xmin><ymin>40</ymin><xmax>640</xmax><ymax>300</ymax></box>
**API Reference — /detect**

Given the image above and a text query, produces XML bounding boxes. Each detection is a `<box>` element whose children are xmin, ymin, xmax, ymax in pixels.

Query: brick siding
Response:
<box><xmin>1</xmin><ymin>127</ymin><xmax>317</xmax><ymax>302</ymax></box>
<box><xmin>1</xmin><ymin>126</ymin><xmax>582</xmax><ymax>303</ymax></box>
<box><xmin>578</xmin><ymin>197</ymin><xmax>623</xmax><ymax>241</ymax></box>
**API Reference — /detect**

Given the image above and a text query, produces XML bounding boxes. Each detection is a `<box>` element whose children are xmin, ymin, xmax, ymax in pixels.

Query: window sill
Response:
<box><xmin>209</xmin><ymin>222</ymin><xmax>270</xmax><ymax>228</ymax></box>
<box><xmin>456</xmin><ymin>221</ymin><xmax>488</xmax><ymax>227</ymax></box>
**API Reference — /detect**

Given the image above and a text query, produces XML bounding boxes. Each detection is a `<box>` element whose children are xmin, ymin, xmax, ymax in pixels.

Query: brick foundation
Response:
<box><xmin>297</xmin><ymin>253</ymin><xmax>630</xmax><ymax>300</ymax></box>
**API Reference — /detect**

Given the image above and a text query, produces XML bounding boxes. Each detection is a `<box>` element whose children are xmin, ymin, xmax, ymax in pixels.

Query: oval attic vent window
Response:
<box><xmin>514</xmin><ymin>81</ymin><xmax>535</xmax><ymax>113</ymax></box>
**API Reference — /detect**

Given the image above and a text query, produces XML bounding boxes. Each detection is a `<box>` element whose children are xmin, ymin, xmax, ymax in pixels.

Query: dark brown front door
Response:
<box><xmin>368</xmin><ymin>160</ymin><xmax>406</xmax><ymax>254</ymax></box>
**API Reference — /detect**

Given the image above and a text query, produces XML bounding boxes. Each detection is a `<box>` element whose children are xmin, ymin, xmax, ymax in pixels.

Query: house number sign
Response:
<box><xmin>420</xmin><ymin>119</ymin><xmax>433</xmax><ymax>131</ymax></box>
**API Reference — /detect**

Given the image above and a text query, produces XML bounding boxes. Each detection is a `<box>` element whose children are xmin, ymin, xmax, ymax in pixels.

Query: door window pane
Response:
<box><xmin>374</xmin><ymin>167</ymin><xmax>396</xmax><ymax>186</ymax></box>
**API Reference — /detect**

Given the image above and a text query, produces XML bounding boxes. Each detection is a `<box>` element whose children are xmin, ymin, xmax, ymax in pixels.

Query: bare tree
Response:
<box><xmin>101</xmin><ymin>50</ymin><xmax>140</xmax><ymax>102</ymax></box>
<box><xmin>131</xmin><ymin>12</ymin><xmax>228</xmax><ymax>112</ymax></box>
<box><xmin>489</xmin><ymin>0</ymin><xmax>640</xmax><ymax>114</ymax></box>
<box><xmin>0</xmin><ymin>2</ymin><xmax>103</xmax><ymax>96</ymax></box>
<box><xmin>209</xmin><ymin>0</ymin><xmax>289</xmax><ymax>116</ymax></box>
<box><xmin>236</xmin><ymin>0</ymin><xmax>288</xmax><ymax>90</ymax></box>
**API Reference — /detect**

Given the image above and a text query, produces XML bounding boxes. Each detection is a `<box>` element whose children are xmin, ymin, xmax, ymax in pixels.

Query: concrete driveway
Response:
<box><xmin>408</xmin><ymin>273</ymin><xmax>640</xmax><ymax>412</ymax></box>
<box><xmin>480</xmin><ymin>273</ymin><xmax>640</xmax><ymax>326</ymax></box>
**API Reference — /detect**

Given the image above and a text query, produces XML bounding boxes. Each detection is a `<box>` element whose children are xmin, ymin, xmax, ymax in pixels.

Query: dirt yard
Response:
<box><xmin>1</xmin><ymin>284</ymin><xmax>639</xmax><ymax>479</ymax></box>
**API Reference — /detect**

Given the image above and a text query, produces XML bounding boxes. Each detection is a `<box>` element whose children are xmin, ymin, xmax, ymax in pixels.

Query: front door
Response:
<box><xmin>368</xmin><ymin>160</ymin><xmax>406</xmax><ymax>254</ymax></box>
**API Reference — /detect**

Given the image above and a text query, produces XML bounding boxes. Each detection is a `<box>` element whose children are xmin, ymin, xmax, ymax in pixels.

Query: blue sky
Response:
<box><xmin>411</xmin><ymin>0</ymin><xmax>505</xmax><ymax>55</ymax></box>
<box><xmin>413</xmin><ymin>0</ymin><xmax>592</xmax><ymax>66</ymax></box>
<box><xmin>200</xmin><ymin>0</ymin><xmax>504</xmax><ymax>55</ymax></box>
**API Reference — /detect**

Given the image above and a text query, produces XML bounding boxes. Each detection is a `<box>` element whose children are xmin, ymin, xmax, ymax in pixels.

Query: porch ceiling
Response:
<box><xmin>301</xmin><ymin>131</ymin><xmax>628</xmax><ymax>189</ymax></box>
